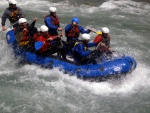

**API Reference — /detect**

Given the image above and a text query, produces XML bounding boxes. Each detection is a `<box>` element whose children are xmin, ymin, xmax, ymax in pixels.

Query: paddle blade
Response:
<box><xmin>34</xmin><ymin>41</ymin><xmax>44</xmax><ymax>50</ymax></box>
<box><xmin>93</xmin><ymin>31</ymin><xmax>102</xmax><ymax>35</ymax></box>
<box><xmin>96</xmin><ymin>31</ymin><xmax>102</xmax><ymax>35</ymax></box>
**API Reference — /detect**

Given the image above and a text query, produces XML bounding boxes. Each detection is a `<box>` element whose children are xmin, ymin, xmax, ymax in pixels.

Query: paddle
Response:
<box><xmin>93</xmin><ymin>31</ymin><xmax>102</xmax><ymax>35</ymax></box>
<box><xmin>34</xmin><ymin>41</ymin><xmax>44</xmax><ymax>50</ymax></box>
<box><xmin>84</xmin><ymin>27</ymin><xmax>102</xmax><ymax>35</ymax></box>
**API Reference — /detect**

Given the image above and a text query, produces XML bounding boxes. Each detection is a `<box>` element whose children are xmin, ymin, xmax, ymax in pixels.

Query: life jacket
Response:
<box><xmin>44</xmin><ymin>15</ymin><xmax>60</xmax><ymax>27</ymax></box>
<box><xmin>7</xmin><ymin>7</ymin><xmax>22</xmax><ymax>23</ymax></box>
<box><xmin>74</xmin><ymin>41</ymin><xmax>87</xmax><ymax>51</ymax></box>
<box><xmin>19</xmin><ymin>30</ymin><xmax>30</xmax><ymax>46</ymax></box>
<box><xmin>35</xmin><ymin>34</ymin><xmax>51</xmax><ymax>53</ymax></box>
<box><xmin>101</xmin><ymin>35</ymin><xmax>111</xmax><ymax>47</ymax></box>
<box><xmin>93</xmin><ymin>35</ymin><xmax>102</xmax><ymax>43</ymax></box>
<box><xmin>15</xmin><ymin>27</ymin><xmax>30</xmax><ymax>46</ymax></box>
<box><xmin>96</xmin><ymin>34</ymin><xmax>111</xmax><ymax>51</ymax></box>
<box><xmin>33</xmin><ymin>32</ymin><xmax>41</xmax><ymax>42</ymax></box>
<box><xmin>66</xmin><ymin>25</ymin><xmax>80</xmax><ymax>38</ymax></box>
<box><xmin>73</xmin><ymin>41</ymin><xmax>87</xmax><ymax>60</ymax></box>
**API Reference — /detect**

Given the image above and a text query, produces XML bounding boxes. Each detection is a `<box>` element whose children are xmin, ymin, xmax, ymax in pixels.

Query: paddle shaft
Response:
<box><xmin>84</xmin><ymin>27</ymin><xmax>102</xmax><ymax>35</ymax></box>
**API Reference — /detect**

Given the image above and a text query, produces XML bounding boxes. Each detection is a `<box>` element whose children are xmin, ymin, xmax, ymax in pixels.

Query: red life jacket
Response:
<box><xmin>20</xmin><ymin>30</ymin><xmax>30</xmax><ymax>42</ymax></box>
<box><xmin>33</xmin><ymin>32</ymin><xmax>41</xmax><ymax>42</ymax></box>
<box><xmin>66</xmin><ymin>25</ymin><xmax>80</xmax><ymax>38</ymax></box>
<box><xmin>16</xmin><ymin>29</ymin><xmax>30</xmax><ymax>46</ymax></box>
<box><xmin>44</xmin><ymin>15</ymin><xmax>60</xmax><ymax>27</ymax></box>
<box><xmin>94</xmin><ymin>34</ymin><xmax>111</xmax><ymax>43</ymax></box>
<box><xmin>93</xmin><ymin>35</ymin><xmax>102</xmax><ymax>43</ymax></box>
<box><xmin>36</xmin><ymin>34</ymin><xmax>50</xmax><ymax>53</ymax></box>
<box><xmin>94</xmin><ymin>34</ymin><xmax>111</xmax><ymax>51</ymax></box>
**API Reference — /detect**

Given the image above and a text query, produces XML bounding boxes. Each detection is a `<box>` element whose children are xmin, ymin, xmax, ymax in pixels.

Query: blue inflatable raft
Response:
<box><xmin>6</xmin><ymin>29</ymin><xmax>137</xmax><ymax>81</ymax></box>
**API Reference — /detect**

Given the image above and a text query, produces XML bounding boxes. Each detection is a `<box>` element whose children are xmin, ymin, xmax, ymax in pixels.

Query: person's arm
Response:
<box><xmin>45</xmin><ymin>17</ymin><xmax>57</xmax><ymax>30</ymax></box>
<box><xmin>1</xmin><ymin>9</ymin><xmax>10</xmax><ymax>30</ymax></box>
<box><xmin>28</xmin><ymin>17</ymin><xmax>37</xmax><ymax>30</ymax></box>
<box><xmin>65</xmin><ymin>24</ymin><xmax>72</xmax><ymax>33</ymax></box>
<box><xmin>47</xmin><ymin>35</ymin><xmax>59</xmax><ymax>41</ymax></box>
<box><xmin>88</xmin><ymin>42</ymin><xmax>96</xmax><ymax>47</ymax></box>
<box><xmin>78</xmin><ymin>26</ymin><xmax>91</xmax><ymax>34</ymax></box>
<box><xmin>75</xmin><ymin>43</ymin><xmax>91</xmax><ymax>57</ymax></box>
<box><xmin>96</xmin><ymin>42</ymin><xmax>110</xmax><ymax>51</ymax></box>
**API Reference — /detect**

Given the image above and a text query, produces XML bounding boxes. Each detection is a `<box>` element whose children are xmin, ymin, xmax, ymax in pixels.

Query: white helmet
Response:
<box><xmin>101</xmin><ymin>27</ymin><xmax>109</xmax><ymax>33</ymax></box>
<box><xmin>81</xmin><ymin>34</ymin><xmax>91</xmax><ymax>40</ymax></box>
<box><xmin>18</xmin><ymin>18</ymin><xmax>27</xmax><ymax>24</ymax></box>
<box><xmin>49</xmin><ymin>6</ymin><xmax>57</xmax><ymax>12</ymax></box>
<box><xmin>40</xmin><ymin>25</ymin><xmax>48</xmax><ymax>32</ymax></box>
<box><xmin>8</xmin><ymin>0</ymin><xmax>17</xmax><ymax>4</ymax></box>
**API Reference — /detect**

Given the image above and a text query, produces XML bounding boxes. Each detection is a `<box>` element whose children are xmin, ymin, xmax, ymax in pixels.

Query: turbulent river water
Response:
<box><xmin>0</xmin><ymin>0</ymin><xmax>150</xmax><ymax>113</ymax></box>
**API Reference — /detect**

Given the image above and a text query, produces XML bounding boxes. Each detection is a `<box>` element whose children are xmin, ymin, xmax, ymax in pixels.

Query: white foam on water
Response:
<box><xmin>0</xmin><ymin>0</ymin><xmax>8</xmax><ymax>6</ymax></box>
<box><xmin>99</xmin><ymin>0</ymin><xmax>150</xmax><ymax>15</ymax></box>
<box><xmin>8</xmin><ymin>60</ymin><xmax>148</xmax><ymax>98</ymax></box>
<box><xmin>54</xmin><ymin>64</ymin><xmax>150</xmax><ymax>97</ymax></box>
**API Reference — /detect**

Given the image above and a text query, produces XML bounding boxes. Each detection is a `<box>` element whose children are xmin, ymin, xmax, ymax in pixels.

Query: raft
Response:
<box><xmin>6</xmin><ymin>29</ymin><xmax>137</xmax><ymax>81</ymax></box>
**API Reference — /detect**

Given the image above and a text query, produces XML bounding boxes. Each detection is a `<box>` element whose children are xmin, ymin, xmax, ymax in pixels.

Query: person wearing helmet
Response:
<box><xmin>14</xmin><ymin>17</ymin><xmax>38</xmax><ymax>51</ymax></box>
<box><xmin>14</xmin><ymin>18</ymin><xmax>30</xmax><ymax>48</ymax></box>
<box><xmin>1</xmin><ymin>0</ymin><xmax>25</xmax><ymax>31</ymax></box>
<box><xmin>44</xmin><ymin>6</ymin><xmax>62</xmax><ymax>36</ymax></box>
<box><xmin>73</xmin><ymin>33</ymin><xmax>97</xmax><ymax>64</ymax></box>
<box><xmin>34</xmin><ymin>25</ymin><xmax>52</xmax><ymax>54</ymax></box>
<box><xmin>65</xmin><ymin>17</ymin><xmax>93</xmax><ymax>55</ymax></box>
<box><xmin>93</xmin><ymin>27</ymin><xmax>112</xmax><ymax>56</ymax></box>
<box><xmin>34</xmin><ymin>25</ymin><xmax>66</xmax><ymax>59</ymax></box>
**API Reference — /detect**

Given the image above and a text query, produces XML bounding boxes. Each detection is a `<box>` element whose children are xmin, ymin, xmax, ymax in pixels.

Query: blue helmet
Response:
<box><xmin>72</xmin><ymin>17</ymin><xmax>80</xmax><ymax>24</ymax></box>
